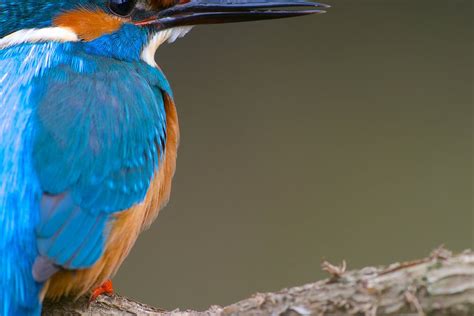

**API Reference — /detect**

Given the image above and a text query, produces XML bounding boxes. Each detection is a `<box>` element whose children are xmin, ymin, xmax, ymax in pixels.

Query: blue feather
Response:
<box><xmin>0</xmin><ymin>23</ymin><xmax>173</xmax><ymax>314</ymax></box>
<box><xmin>36</xmin><ymin>195</ymin><xmax>109</xmax><ymax>268</ymax></box>
<box><xmin>0</xmin><ymin>42</ymin><xmax>43</xmax><ymax>316</ymax></box>
<box><xmin>31</xmin><ymin>40</ymin><xmax>169</xmax><ymax>270</ymax></box>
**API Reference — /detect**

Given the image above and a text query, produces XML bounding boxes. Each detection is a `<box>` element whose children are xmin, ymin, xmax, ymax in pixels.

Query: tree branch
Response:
<box><xmin>42</xmin><ymin>248</ymin><xmax>474</xmax><ymax>315</ymax></box>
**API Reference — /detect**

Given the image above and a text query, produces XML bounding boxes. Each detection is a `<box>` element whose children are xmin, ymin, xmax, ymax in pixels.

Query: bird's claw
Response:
<box><xmin>89</xmin><ymin>279</ymin><xmax>114</xmax><ymax>302</ymax></box>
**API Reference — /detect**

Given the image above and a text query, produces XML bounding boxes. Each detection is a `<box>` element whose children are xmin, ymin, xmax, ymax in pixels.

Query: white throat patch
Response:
<box><xmin>141</xmin><ymin>26</ymin><xmax>193</xmax><ymax>67</ymax></box>
<box><xmin>0</xmin><ymin>27</ymin><xmax>79</xmax><ymax>49</ymax></box>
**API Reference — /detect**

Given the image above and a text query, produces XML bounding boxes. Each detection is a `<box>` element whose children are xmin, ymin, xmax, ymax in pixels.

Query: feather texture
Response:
<box><xmin>45</xmin><ymin>93</ymin><xmax>179</xmax><ymax>299</ymax></box>
<box><xmin>0</xmin><ymin>40</ymin><xmax>44</xmax><ymax>316</ymax></box>
<box><xmin>31</xmin><ymin>41</ymin><xmax>170</xmax><ymax>270</ymax></box>
<box><xmin>0</xmin><ymin>23</ymin><xmax>174</xmax><ymax>314</ymax></box>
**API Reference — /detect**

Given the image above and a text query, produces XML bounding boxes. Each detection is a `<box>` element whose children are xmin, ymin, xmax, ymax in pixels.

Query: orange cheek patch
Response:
<box><xmin>53</xmin><ymin>9</ymin><xmax>123</xmax><ymax>41</ymax></box>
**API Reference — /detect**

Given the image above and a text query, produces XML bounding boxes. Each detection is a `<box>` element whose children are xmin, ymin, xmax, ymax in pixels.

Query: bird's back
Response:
<box><xmin>0</xmin><ymin>40</ymin><xmax>178</xmax><ymax>314</ymax></box>
<box><xmin>0</xmin><ymin>43</ymin><xmax>45</xmax><ymax>316</ymax></box>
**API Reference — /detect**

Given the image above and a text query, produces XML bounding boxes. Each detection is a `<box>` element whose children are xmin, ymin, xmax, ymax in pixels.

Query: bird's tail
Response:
<box><xmin>0</xmin><ymin>105</ymin><xmax>43</xmax><ymax>315</ymax></box>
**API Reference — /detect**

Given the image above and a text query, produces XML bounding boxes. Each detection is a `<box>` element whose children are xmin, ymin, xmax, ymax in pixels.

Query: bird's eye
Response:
<box><xmin>108</xmin><ymin>0</ymin><xmax>138</xmax><ymax>17</ymax></box>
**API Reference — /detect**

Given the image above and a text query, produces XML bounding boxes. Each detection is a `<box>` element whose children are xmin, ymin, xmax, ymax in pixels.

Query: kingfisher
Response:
<box><xmin>0</xmin><ymin>0</ymin><xmax>328</xmax><ymax>314</ymax></box>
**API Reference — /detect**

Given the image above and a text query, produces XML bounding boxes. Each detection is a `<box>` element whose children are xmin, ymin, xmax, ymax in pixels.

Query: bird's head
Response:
<box><xmin>0</xmin><ymin>0</ymin><xmax>328</xmax><ymax>63</ymax></box>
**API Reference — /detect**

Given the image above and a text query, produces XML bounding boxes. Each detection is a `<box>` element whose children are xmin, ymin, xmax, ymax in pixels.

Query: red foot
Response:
<box><xmin>90</xmin><ymin>279</ymin><xmax>114</xmax><ymax>302</ymax></box>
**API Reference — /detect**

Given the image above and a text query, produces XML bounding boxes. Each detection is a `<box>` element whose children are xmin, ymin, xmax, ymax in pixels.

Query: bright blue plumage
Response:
<box><xmin>0</xmin><ymin>42</ymin><xmax>44</xmax><ymax>316</ymax></box>
<box><xmin>0</xmin><ymin>23</ymin><xmax>172</xmax><ymax>315</ymax></box>
<box><xmin>1</xmin><ymin>0</ymin><xmax>324</xmax><ymax>314</ymax></box>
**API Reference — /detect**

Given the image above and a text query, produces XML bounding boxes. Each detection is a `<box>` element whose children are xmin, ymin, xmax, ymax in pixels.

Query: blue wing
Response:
<box><xmin>29</xmin><ymin>43</ymin><xmax>171</xmax><ymax>270</ymax></box>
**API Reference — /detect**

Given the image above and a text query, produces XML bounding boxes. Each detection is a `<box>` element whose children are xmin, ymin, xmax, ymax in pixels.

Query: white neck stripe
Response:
<box><xmin>0</xmin><ymin>27</ymin><xmax>79</xmax><ymax>49</ymax></box>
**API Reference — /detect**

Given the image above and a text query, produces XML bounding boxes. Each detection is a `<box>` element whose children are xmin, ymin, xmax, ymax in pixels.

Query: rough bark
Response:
<box><xmin>42</xmin><ymin>248</ymin><xmax>474</xmax><ymax>315</ymax></box>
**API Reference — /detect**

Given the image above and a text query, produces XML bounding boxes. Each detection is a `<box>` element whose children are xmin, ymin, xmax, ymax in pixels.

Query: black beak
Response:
<box><xmin>135</xmin><ymin>0</ymin><xmax>329</xmax><ymax>29</ymax></box>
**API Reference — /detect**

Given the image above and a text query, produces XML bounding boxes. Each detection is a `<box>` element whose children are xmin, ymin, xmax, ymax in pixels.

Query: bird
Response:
<box><xmin>0</xmin><ymin>0</ymin><xmax>328</xmax><ymax>314</ymax></box>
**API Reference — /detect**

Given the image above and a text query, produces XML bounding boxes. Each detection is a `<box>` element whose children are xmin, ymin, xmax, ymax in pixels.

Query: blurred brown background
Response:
<box><xmin>114</xmin><ymin>0</ymin><xmax>473</xmax><ymax>310</ymax></box>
